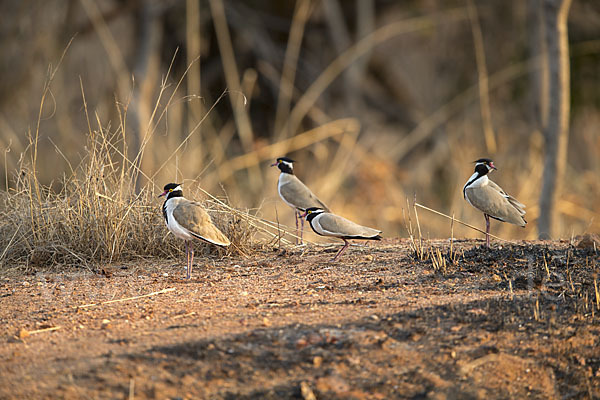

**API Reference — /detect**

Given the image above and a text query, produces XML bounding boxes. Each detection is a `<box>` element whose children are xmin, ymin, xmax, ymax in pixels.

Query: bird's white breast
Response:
<box><xmin>463</xmin><ymin>173</ymin><xmax>488</xmax><ymax>206</ymax></box>
<box><xmin>463</xmin><ymin>172</ymin><xmax>489</xmax><ymax>208</ymax></box>
<box><xmin>466</xmin><ymin>173</ymin><xmax>488</xmax><ymax>189</ymax></box>
<box><xmin>164</xmin><ymin>198</ymin><xmax>193</xmax><ymax>240</ymax></box>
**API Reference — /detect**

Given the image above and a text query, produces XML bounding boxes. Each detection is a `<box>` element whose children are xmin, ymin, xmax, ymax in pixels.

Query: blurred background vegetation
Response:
<box><xmin>0</xmin><ymin>0</ymin><xmax>598</xmax><ymax>250</ymax></box>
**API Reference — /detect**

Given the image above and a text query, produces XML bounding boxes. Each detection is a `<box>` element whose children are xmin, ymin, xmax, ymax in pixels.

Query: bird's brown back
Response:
<box><xmin>172</xmin><ymin>199</ymin><xmax>231</xmax><ymax>246</ymax></box>
<box><xmin>279</xmin><ymin>174</ymin><xmax>329</xmax><ymax>212</ymax></box>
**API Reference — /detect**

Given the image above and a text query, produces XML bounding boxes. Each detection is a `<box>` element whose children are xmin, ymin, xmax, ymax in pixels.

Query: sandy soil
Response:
<box><xmin>0</xmin><ymin>239</ymin><xmax>599</xmax><ymax>399</ymax></box>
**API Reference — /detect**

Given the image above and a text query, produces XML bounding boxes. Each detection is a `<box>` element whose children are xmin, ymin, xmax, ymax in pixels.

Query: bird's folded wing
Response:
<box><xmin>317</xmin><ymin>213</ymin><xmax>380</xmax><ymax>238</ymax></box>
<box><xmin>487</xmin><ymin>181</ymin><xmax>526</xmax><ymax>214</ymax></box>
<box><xmin>280</xmin><ymin>176</ymin><xmax>329</xmax><ymax>211</ymax></box>
<box><xmin>466</xmin><ymin>186</ymin><xmax>526</xmax><ymax>226</ymax></box>
<box><xmin>507</xmin><ymin>196</ymin><xmax>526</xmax><ymax>215</ymax></box>
<box><xmin>487</xmin><ymin>180</ymin><xmax>508</xmax><ymax>196</ymax></box>
<box><xmin>173</xmin><ymin>201</ymin><xmax>231</xmax><ymax>246</ymax></box>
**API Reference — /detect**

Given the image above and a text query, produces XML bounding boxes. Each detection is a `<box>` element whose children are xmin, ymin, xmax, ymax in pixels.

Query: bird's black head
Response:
<box><xmin>301</xmin><ymin>207</ymin><xmax>326</xmax><ymax>222</ymax></box>
<box><xmin>473</xmin><ymin>158</ymin><xmax>496</xmax><ymax>175</ymax></box>
<box><xmin>270</xmin><ymin>156</ymin><xmax>295</xmax><ymax>174</ymax></box>
<box><xmin>158</xmin><ymin>183</ymin><xmax>183</xmax><ymax>199</ymax></box>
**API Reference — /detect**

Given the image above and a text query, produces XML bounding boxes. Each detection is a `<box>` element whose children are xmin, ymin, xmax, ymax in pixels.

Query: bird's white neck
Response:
<box><xmin>463</xmin><ymin>172</ymin><xmax>488</xmax><ymax>191</ymax></box>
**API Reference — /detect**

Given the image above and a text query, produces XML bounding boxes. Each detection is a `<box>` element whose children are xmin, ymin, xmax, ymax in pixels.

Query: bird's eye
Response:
<box><xmin>169</xmin><ymin>189</ymin><xmax>173</xmax><ymax>192</ymax></box>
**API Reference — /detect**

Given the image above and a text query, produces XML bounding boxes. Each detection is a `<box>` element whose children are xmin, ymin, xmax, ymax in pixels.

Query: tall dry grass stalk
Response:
<box><xmin>0</xmin><ymin>61</ymin><xmax>308</xmax><ymax>269</ymax></box>
<box><xmin>0</xmin><ymin>114</ymin><xmax>264</xmax><ymax>269</ymax></box>
<box><xmin>1</xmin><ymin>2</ymin><xmax>598</xmax><ymax>263</ymax></box>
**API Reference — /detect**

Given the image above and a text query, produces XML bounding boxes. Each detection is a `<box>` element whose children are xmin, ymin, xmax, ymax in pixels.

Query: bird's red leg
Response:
<box><xmin>295</xmin><ymin>211</ymin><xmax>300</xmax><ymax>244</ymax></box>
<box><xmin>485</xmin><ymin>214</ymin><xmax>491</xmax><ymax>248</ymax></box>
<box><xmin>299</xmin><ymin>212</ymin><xmax>305</xmax><ymax>244</ymax></box>
<box><xmin>185</xmin><ymin>242</ymin><xmax>190</xmax><ymax>279</ymax></box>
<box><xmin>332</xmin><ymin>239</ymin><xmax>350</xmax><ymax>262</ymax></box>
<box><xmin>189</xmin><ymin>244</ymin><xmax>194</xmax><ymax>280</ymax></box>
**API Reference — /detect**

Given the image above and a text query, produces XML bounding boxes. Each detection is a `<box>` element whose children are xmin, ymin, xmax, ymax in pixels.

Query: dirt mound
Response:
<box><xmin>0</xmin><ymin>239</ymin><xmax>598</xmax><ymax>398</ymax></box>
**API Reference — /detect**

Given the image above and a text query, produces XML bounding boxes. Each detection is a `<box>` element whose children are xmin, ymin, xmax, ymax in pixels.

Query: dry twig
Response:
<box><xmin>74</xmin><ymin>288</ymin><xmax>176</xmax><ymax>309</ymax></box>
<box><xmin>415</xmin><ymin>202</ymin><xmax>509</xmax><ymax>242</ymax></box>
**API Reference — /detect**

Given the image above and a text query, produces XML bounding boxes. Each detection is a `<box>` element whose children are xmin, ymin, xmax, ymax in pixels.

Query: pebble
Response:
<box><xmin>313</xmin><ymin>356</ymin><xmax>323</xmax><ymax>368</ymax></box>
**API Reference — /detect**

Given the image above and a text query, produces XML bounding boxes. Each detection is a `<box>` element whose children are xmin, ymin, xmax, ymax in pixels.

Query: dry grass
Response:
<box><xmin>0</xmin><ymin>2</ymin><xmax>599</xmax><ymax>272</ymax></box>
<box><xmin>0</xmin><ymin>119</ymin><xmax>265</xmax><ymax>269</ymax></box>
<box><xmin>0</xmin><ymin>58</ymin><xmax>290</xmax><ymax>269</ymax></box>
<box><xmin>0</xmin><ymin>71</ymin><xmax>332</xmax><ymax>270</ymax></box>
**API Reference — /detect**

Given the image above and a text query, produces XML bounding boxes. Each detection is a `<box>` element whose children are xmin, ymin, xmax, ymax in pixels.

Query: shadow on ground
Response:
<box><xmin>117</xmin><ymin>290</ymin><xmax>598</xmax><ymax>399</ymax></box>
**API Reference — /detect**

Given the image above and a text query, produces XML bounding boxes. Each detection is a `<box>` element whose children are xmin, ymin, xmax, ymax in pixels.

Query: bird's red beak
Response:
<box><xmin>489</xmin><ymin>162</ymin><xmax>497</xmax><ymax>170</ymax></box>
<box><xmin>158</xmin><ymin>191</ymin><xmax>167</xmax><ymax>198</ymax></box>
<box><xmin>300</xmin><ymin>211</ymin><xmax>308</xmax><ymax>218</ymax></box>
<box><xmin>270</xmin><ymin>161</ymin><xmax>279</xmax><ymax>167</ymax></box>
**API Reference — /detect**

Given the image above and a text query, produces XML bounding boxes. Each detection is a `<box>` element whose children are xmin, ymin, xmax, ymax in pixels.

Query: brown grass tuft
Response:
<box><xmin>0</xmin><ymin>122</ymin><xmax>261</xmax><ymax>270</ymax></box>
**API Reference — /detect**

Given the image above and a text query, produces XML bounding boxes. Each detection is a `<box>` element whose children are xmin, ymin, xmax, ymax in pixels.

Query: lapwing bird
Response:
<box><xmin>301</xmin><ymin>207</ymin><xmax>382</xmax><ymax>261</ymax></box>
<box><xmin>159</xmin><ymin>183</ymin><xmax>230</xmax><ymax>279</ymax></box>
<box><xmin>271</xmin><ymin>157</ymin><xmax>330</xmax><ymax>244</ymax></box>
<box><xmin>463</xmin><ymin>159</ymin><xmax>526</xmax><ymax>247</ymax></box>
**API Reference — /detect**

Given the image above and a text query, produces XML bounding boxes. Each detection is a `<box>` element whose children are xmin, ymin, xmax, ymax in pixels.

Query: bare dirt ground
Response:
<box><xmin>1</xmin><ymin>238</ymin><xmax>599</xmax><ymax>399</ymax></box>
